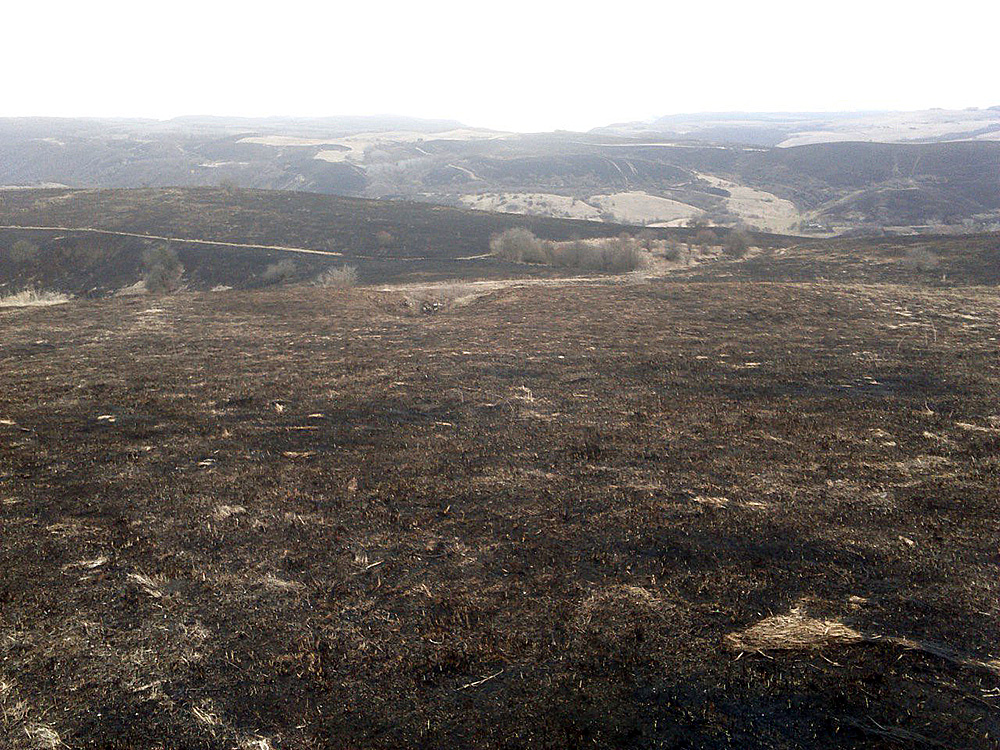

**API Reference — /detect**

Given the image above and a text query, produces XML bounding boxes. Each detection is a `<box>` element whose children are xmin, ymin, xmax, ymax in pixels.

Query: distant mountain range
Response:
<box><xmin>595</xmin><ymin>108</ymin><xmax>1000</xmax><ymax>147</ymax></box>
<box><xmin>2</xmin><ymin>109</ymin><xmax>998</xmax><ymax>235</ymax></box>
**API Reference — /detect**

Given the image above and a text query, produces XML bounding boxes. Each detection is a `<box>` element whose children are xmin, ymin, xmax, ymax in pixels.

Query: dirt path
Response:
<box><xmin>0</xmin><ymin>225</ymin><xmax>346</xmax><ymax>258</ymax></box>
<box><xmin>0</xmin><ymin>225</ymin><xmax>509</xmax><ymax>263</ymax></box>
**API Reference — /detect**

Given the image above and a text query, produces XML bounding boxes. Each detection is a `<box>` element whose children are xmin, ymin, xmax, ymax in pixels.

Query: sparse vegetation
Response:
<box><xmin>903</xmin><ymin>247</ymin><xmax>941</xmax><ymax>272</ymax></box>
<box><xmin>316</xmin><ymin>264</ymin><xmax>359</xmax><ymax>288</ymax></box>
<box><xmin>142</xmin><ymin>244</ymin><xmax>183</xmax><ymax>293</ymax></box>
<box><xmin>375</xmin><ymin>230</ymin><xmax>394</xmax><ymax>253</ymax></box>
<box><xmin>7</xmin><ymin>239</ymin><xmax>39</xmax><ymax>263</ymax></box>
<box><xmin>490</xmin><ymin>228</ymin><xmax>648</xmax><ymax>272</ymax></box>
<box><xmin>722</xmin><ymin>230</ymin><xmax>751</xmax><ymax>258</ymax></box>
<box><xmin>0</xmin><ymin>288</ymin><xmax>71</xmax><ymax>307</ymax></box>
<box><xmin>489</xmin><ymin>227</ymin><xmax>550</xmax><ymax>264</ymax></box>
<box><xmin>261</xmin><ymin>258</ymin><xmax>298</xmax><ymax>285</ymax></box>
<box><xmin>694</xmin><ymin>229</ymin><xmax>718</xmax><ymax>248</ymax></box>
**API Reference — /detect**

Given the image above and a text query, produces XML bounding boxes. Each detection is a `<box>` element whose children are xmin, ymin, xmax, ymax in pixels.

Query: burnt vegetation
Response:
<box><xmin>1</xmin><ymin>187</ymin><xmax>999</xmax><ymax>749</ymax></box>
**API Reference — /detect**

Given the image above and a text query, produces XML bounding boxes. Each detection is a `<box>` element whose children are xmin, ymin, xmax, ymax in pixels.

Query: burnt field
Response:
<box><xmin>2</xmin><ymin>256</ymin><xmax>999</xmax><ymax>748</ymax></box>
<box><xmin>0</xmin><ymin>187</ymin><xmax>794</xmax><ymax>296</ymax></box>
<box><xmin>0</xmin><ymin>187</ymin><xmax>716</xmax><ymax>260</ymax></box>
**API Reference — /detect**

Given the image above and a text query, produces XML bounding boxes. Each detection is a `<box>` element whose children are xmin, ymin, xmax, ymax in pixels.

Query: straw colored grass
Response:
<box><xmin>727</xmin><ymin>608</ymin><xmax>1000</xmax><ymax>677</ymax></box>
<box><xmin>0</xmin><ymin>290</ymin><xmax>71</xmax><ymax>308</ymax></box>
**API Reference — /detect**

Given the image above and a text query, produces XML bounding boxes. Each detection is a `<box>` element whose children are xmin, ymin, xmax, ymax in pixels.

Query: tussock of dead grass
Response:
<box><xmin>0</xmin><ymin>679</ymin><xmax>29</xmax><ymax>725</ymax></box>
<box><xmin>127</xmin><ymin>572</ymin><xmax>165</xmax><ymax>599</ymax></box>
<box><xmin>212</xmin><ymin>504</ymin><xmax>246</xmax><ymax>520</ymax></box>
<box><xmin>2</xmin><ymin>678</ymin><xmax>64</xmax><ymax>750</ymax></box>
<box><xmin>0</xmin><ymin>290</ymin><xmax>71</xmax><ymax>308</ymax></box>
<box><xmin>24</xmin><ymin>724</ymin><xmax>64</xmax><ymax>750</ymax></box>
<box><xmin>62</xmin><ymin>556</ymin><xmax>109</xmax><ymax>571</ymax></box>
<box><xmin>260</xmin><ymin>574</ymin><xmax>303</xmax><ymax>592</ymax></box>
<box><xmin>726</xmin><ymin>610</ymin><xmax>864</xmax><ymax>651</ymax></box>
<box><xmin>727</xmin><ymin>608</ymin><xmax>1000</xmax><ymax>677</ymax></box>
<box><xmin>575</xmin><ymin>585</ymin><xmax>679</xmax><ymax>641</ymax></box>
<box><xmin>191</xmin><ymin>702</ymin><xmax>221</xmax><ymax>727</ymax></box>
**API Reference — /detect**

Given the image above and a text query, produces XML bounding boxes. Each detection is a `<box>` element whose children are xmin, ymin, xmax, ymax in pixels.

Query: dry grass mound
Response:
<box><xmin>727</xmin><ymin>608</ymin><xmax>1000</xmax><ymax>678</ymax></box>
<box><xmin>0</xmin><ymin>289</ymin><xmax>71</xmax><ymax>308</ymax></box>
<box><xmin>725</xmin><ymin>611</ymin><xmax>864</xmax><ymax>651</ymax></box>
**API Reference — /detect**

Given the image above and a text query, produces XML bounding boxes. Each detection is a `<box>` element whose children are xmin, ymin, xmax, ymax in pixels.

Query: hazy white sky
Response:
<box><xmin>3</xmin><ymin>0</ymin><xmax>997</xmax><ymax>131</ymax></box>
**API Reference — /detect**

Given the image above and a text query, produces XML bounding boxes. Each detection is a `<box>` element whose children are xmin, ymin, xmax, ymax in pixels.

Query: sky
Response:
<box><xmin>3</xmin><ymin>0</ymin><xmax>997</xmax><ymax>132</ymax></box>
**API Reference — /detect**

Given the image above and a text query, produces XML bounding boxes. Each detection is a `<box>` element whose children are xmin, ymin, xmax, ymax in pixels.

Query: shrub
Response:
<box><xmin>663</xmin><ymin>242</ymin><xmax>682</xmax><ymax>262</ymax></box>
<box><xmin>142</xmin><ymin>244</ymin><xmax>183</xmax><ymax>293</ymax></box>
<box><xmin>489</xmin><ymin>228</ymin><xmax>551</xmax><ymax>264</ymax></box>
<box><xmin>549</xmin><ymin>240</ymin><xmax>593</xmax><ymax>269</ymax></box>
<box><xmin>491</xmin><ymin>229</ymin><xmax>648</xmax><ymax>273</ymax></box>
<box><xmin>316</xmin><ymin>265</ymin><xmax>359</xmax><ymax>288</ymax></box>
<box><xmin>553</xmin><ymin>236</ymin><xmax>648</xmax><ymax>273</ymax></box>
<box><xmin>262</xmin><ymin>258</ymin><xmax>298</xmax><ymax>285</ymax></box>
<box><xmin>722</xmin><ymin>230</ymin><xmax>751</xmax><ymax>258</ymax></box>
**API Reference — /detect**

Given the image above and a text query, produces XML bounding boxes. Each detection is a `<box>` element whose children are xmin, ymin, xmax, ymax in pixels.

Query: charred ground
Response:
<box><xmin>1</xmin><ymin>234</ymin><xmax>999</xmax><ymax>747</ymax></box>
<box><xmin>1</xmin><ymin>187</ymin><xmax>785</xmax><ymax>295</ymax></box>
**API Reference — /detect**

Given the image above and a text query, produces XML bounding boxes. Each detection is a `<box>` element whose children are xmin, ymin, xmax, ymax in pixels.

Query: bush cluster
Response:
<box><xmin>316</xmin><ymin>264</ymin><xmax>359</xmax><ymax>288</ymax></box>
<box><xmin>490</xmin><ymin>229</ymin><xmax>648</xmax><ymax>273</ymax></box>
<box><xmin>261</xmin><ymin>258</ymin><xmax>298</xmax><ymax>285</ymax></box>
<box><xmin>143</xmin><ymin>244</ymin><xmax>183</xmax><ymax>293</ymax></box>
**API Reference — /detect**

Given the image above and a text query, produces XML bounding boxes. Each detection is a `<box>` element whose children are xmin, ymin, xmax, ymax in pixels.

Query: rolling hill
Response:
<box><xmin>2</xmin><ymin>114</ymin><xmax>999</xmax><ymax>235</ymax></box>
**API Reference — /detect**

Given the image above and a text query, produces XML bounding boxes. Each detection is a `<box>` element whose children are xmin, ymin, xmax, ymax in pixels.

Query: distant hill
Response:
<box><xmin>2</xmin><ymin>113</ymin><xmax>999</xmax><ymax>234</ymax></box>
<box><xmin>596</xmin><ymin>108</ymin><xmax>1000</xmax><ymax>147</ymax></box>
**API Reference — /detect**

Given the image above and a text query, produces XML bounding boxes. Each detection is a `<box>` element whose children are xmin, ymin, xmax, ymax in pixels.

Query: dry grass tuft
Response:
<box><xmin>692</xmin><ymin>495</ymin><xmax>731</xmax><ymax>508</ymax></box>
<box><xmin>575</xmin><ymin>585</ymin><xmax>675</xmax><ymax>636</ymax></box>
<box><xmin>261</xmin><ymin>574</ymin><xmax>304</xmax><ymax>592</ymax></box>
<box><xmin>0</xmin><ymin>290</ymin><xmax>71</xmax><ymax>308</ymax></box>
<box><xmin>62</xmin><ymin>556</ymin><xmax>109</xmax><ymax>571</ymax></box>
<box><xmin>24</xmin><ymin>724</ymin><xmax>64</xmax><ymax>750</ymax></box>
<box><xmin>4</xmin><ymin>669</ymin><xmax>72</xmax><ymax>747</ymax></box>
<box><xmin>191</xmin><ymin>704</ymin><xmax>220</xmax><ymax>726</ymax></box>
<box><xmin>127</xmin><ymin>572</ymin><xmax>165</xmax><ymax>599</ymax></box>
<box><xmin>213</xmin><ymin>504</ymin><xmax>246</xmax><ymax>521</ymax></box>
<box><xmin>728</xmin><ymin>608</ymin><xmax>1000</xmax><ymax>677</ymax></box>
<box><xmin>0</xmin><ymin>679</ymin><xmax>29</xmax><ymax>728</ymax></box>
<box><xmin>726</xmin><ymin>611</ymin><xmax>864</xmax><ymax>651</ymax></box>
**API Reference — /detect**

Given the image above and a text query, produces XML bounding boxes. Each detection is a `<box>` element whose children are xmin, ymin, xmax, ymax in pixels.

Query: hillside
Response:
<box><xmin>0</xmin><ymin>187</ymin><xmax>802</xmax><ymax>296</ymax></box>
<box><xmin>2</xmin><ymin>235</ymin><xmax>999</xmax><ymax>748</ymax></box>
<box><xmin>2</xmin><ymin>116</ymin><xmax>999</xmax><ymax>235</ymax></box>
